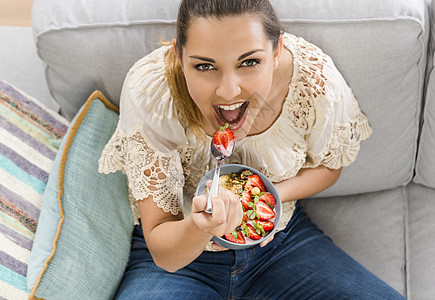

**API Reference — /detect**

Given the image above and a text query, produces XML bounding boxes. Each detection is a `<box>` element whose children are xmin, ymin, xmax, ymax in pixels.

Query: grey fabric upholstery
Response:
<box><xmin>301</xmin><ymin>187</ymin><xmax>408</xmax><ymax>295</ymax></box>
<box><xmin>0</xmin><ymin>0</ymin><xmax>433</xmax><ymax>298</ymax></box>
<box><xmin>415</xmin><ymin>0</ymin><xmax>435</xmax><ymax>189</ymax></box>
<box><xmin>31</xmin><ymin>0</ymin><xmax>428</xmax><ymax>198</ymax></box>
<box><xmin>407</xmin><ymin>183</ymin><xmax>435</xmax><ymax>299</ymax></box>
<box><xmin>0</xmin><ymin>26</ymin><xmax>56</xmax><ymax>111</ymax></box>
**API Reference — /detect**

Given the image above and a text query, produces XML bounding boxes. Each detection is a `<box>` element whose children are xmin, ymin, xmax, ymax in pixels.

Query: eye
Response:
<box><xmin>240</xmin><ymin>59</ymin><xmax>260</xmax><ymax>68</ymax></box>
<box><xmin>194</xmin><ymin>63</ymin><xmax>216</xmax><ymax>71</ymax></box>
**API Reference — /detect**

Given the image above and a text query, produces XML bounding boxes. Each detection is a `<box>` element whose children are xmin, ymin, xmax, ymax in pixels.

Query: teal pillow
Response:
<box><xmin>27</xmin><ymin>91</ymin><xmax>133</xmax><ymax>299</ymax></box>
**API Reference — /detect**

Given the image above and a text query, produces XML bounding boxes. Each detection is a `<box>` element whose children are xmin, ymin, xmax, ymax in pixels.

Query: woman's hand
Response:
<box><xmin>191</xmin><ymin>180</ymin><xmax>276</xmax><ymax>251</ymax></box>
<box><xmin>191</xmin><ymin>180</ymin><xmax>243</xmax><ymax>238</ymax></box>
<box><xmin>210</xmin><ymin>233</ymin><xmax>275</xmax><ymax>251</ymax></box>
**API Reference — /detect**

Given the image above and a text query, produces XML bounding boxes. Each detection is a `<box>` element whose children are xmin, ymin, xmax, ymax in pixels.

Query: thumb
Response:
<box><xmin>192</xmin><ymin>195</ymin><xmax>206</xmax><ymax>213</ymax></box>
<box><xmin>205</xmin><ymin>180</ymin><xmax>213</xmax><ymax>189</ymax></box>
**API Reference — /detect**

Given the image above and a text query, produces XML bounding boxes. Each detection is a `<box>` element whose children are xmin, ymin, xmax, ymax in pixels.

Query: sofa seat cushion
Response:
<box><xmin>407</xmin><ymin>183</ymin><xmax>435</xmax><ymax>299</ymax></box>
<box><xmin>300</xmin><ymin>186</ymin><xmax>408</xmax><ymax>297</ymax></box>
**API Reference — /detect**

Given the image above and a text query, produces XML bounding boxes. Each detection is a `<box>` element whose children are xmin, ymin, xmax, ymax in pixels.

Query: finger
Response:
<box><xmin>205</xmin><ymin>180</ymin><xmax>213</xmax><ymax>189</ymax></box>
<box><xmin>210</xmin><ymin>195</ymin><xmax>226</xmax><ymax>225</ymax></box>
<box><xmin>218</xmin><ymin>188</ymin><xmax>231</xmax><ymax>215</ymax></box>
<box><xmin>225</xmin><ymin>192</ymin><xmax>243</xmax><ymax>230</ymax></box>
<box><xmin>191</xmin><ymin>195</ymin><xmax>207</xmax><ymax>213</ymax></box>
<box><xmin>260</xmin><ymin>234</ymin><xmax>275</xmax><ymax>247</ymax></box>
<box><xmin>218</xmin><ymin>186</ymin><xmax>236</xmax><ymax>216</ymax></box>
<box><xmin>211</xmin><ymin>242</ymin><xmax>228</xmax><ymax>251</ymax></box>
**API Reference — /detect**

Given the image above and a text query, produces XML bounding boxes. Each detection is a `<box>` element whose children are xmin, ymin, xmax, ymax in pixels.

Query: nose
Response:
<box><xmin>215</xmin><ymin>72</ymin><xmax>241</xmax><ymax>100</ymax></box>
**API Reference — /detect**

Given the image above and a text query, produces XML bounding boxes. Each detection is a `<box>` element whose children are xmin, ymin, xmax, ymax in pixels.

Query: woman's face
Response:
<box><xmin>176</xmin><ymin>14</ymin><xmax>282</xmax><ymax>140</ymax></box>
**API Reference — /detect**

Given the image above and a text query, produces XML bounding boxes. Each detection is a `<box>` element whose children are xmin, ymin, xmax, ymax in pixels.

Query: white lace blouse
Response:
<box><xmin>98</xmin><ymin>33</ymin><xmax>372</xmax><ymax>238</ymax></box>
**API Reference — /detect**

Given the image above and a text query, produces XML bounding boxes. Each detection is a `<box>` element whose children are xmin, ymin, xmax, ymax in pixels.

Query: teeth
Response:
<box><xmin>218</xmin><ymin>102</ymin><xmax>244</xmax><ymax>111</ymax></box>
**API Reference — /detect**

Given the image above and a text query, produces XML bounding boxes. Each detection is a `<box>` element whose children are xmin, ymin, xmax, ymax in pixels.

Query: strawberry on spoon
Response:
<box><xmin>211</xmin><ymin>123</ymin><xmax>235</xmax><ymax>160</ymax></box>
<box><xmin>205</xmin><ymin>123</ymin><xmax>235</xmax><ymax>213</ymax></box>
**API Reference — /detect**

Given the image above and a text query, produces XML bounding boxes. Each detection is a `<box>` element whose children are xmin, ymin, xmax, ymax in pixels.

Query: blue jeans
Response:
<box><xmin>115</xmin><ymin>205</ymin><xmax>405</xmax><ymax>299</ymax></box>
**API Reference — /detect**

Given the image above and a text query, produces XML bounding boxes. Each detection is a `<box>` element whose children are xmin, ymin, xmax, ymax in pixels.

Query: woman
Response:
<box><xmin>99</xmin><ymin>0</ymin><xmax>405</xmax><ymax>298</ymax></box>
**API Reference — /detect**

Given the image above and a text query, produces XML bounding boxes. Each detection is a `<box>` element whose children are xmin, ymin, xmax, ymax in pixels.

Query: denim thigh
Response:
<box><xmin>115</xmin><ymin>223</ymin><xmax>235</xmax><ymax>299</ymax></box>
<box><xmin>115</xmin><ymin>205</ymin><xmax>405</xmax><ymax>300</ymax></box>
<box><xmin>232</xmin><ymin>207</ymin><xmax>405</xmax><ymax>299</ymax></box>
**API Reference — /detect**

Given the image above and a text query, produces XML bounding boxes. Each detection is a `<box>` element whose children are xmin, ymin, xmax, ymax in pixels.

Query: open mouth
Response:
<box><xmin>213</xmin><ymin>102</ymin><xmax>249</xmax><ymax>129</ymax></box>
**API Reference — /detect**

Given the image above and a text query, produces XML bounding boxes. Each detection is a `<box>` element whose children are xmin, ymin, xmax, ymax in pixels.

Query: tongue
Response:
<box><xmin>220</xmin><ymin>107</ymin><xmax>241</xmax><ymax>123</ymax></box>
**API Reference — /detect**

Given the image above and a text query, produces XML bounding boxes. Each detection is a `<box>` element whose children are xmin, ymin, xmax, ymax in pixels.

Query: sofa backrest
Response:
<box><xmin>31</xmin><ymin>0</ymin><xmax>429</xmax><ymax>197</ymax></box>
<box><xmin>415</xmin><ymin>0</ymin><xmax>435</xmax><ymax>189</ymax></box>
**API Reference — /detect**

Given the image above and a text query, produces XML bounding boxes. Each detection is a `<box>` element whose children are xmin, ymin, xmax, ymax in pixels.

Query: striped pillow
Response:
<box><xmin>0</xmin><ymin>81</ymin><xmax>68</xmax><ymax>299</ymax></box>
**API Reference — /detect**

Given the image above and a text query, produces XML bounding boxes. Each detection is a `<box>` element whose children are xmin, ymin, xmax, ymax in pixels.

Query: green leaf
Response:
<box><xmin>232</xmin><ymin>230</ymin><xmax>238</xmax><ymax>239</ymax></box>
<box><xmin>241</xmin><ymin>170</ymin><xmax>253</xmax><ymax>177</ymax></box>
<box><xmin>250</xmin><ymin>211</ymin><xmax>256</xmax><ymax>219</ymax></box>
<box><xmin>247</xmin><ymin>202</ymin><xmax>254</xmax><ymax>208</ymax></box>
<box><xmin>253</xmin><ymin>220</ymin><xmax>265</xmax><ymax>235</ymax></box>
<box><xmin>219</xmin><ymin>123</ymin><xmax>229</xmax><ymax>131</ymax></box>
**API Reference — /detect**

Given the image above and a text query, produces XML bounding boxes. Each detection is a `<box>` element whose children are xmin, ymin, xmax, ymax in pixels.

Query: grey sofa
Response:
<box><xmin>2</xmin><ymin>0</ymin><xmax>435</xmax><ymax>299</ymax></box>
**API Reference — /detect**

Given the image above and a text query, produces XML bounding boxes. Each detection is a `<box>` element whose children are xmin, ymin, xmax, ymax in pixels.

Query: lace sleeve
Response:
<box><xmin>318</xmin><ymin>98</ymin><xmax>373</xmax><ymax>169</ymax></box>
<box><xmin>292</xmin><ymin>37</ymin><xmax>372</xmax><ymax>169</ymax></box>
<box><xmin>99</xmin><ymin>126</ymin><xmax>184</xmax><ymax>215</ymax></box>
<box><xmin>98</xmin><ymin>45</ymin><xmax>188</xmax><ymax>217</ymax></box>
<box><xmin>99</xmin><ymin>47</ymin><xmax>191</xmax><ymax>218</ymax></box>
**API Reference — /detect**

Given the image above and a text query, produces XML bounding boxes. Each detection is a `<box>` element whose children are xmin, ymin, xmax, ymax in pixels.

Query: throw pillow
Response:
<box><xmin>0</xmin><ymin>80</ymin><xmax>69</xmax><ymax>299</ymax></box>
<box><xmin>27</xmin><ymin>90</ymin><xmax>133</xmax><ymax>299</ymax></box>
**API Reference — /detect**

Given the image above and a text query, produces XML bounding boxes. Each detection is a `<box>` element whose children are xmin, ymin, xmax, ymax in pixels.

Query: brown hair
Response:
<box><xmin>166</xmin><ymin>0</ymin><xmax>284</xmax><ymax>138</ymax></box>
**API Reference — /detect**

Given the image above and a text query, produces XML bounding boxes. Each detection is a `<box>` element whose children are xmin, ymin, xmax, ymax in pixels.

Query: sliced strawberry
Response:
<box><xmin>256</xmin><ymin>200</ymin><xmax>276</xmax><ymax>221</ymax></box>
<box><xmin>240</xmin><ymin>189</ymin><xmax>252</xmax><ymax>210</ymax></box>
<box><xmin>242</xmin><ymin>212</ymin><xmax>248</xmax><ymax>223</ymax></box>
<box><xmin>255</xmin><ymin>220</ymin><xmax>274</xmax><ymax>232</ymax></box>
<box><xmin>244</xmin><ymin>224</ymin><xmax>262</xmax><ymax>240</ymax></box>
<box><xmin>224</xmin><ymin>231</ymin><xmax>246</xmax><ymax>244</ymax></box>
<box><xmin>239</xmin><ymin>212</ymin><xmax>249</xmax><ymax>227</ymax></box>
<box><xmin>212</xmin><ymin>123</ymin><xmax>235</xmax><ymax>157</ymax></box>
<box><xmin>259</xmin><ymin>192</ymin><xmax>275</xmax><ymax>208</ymax></box>
<box><xmin>245</xmin><ymin>174</ymin><xmax>266</xmax><ymax>192</ymax></box>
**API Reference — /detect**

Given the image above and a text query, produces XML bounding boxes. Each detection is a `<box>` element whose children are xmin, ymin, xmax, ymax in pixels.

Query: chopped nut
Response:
<box><xmin>251</xmin><ymin>187</ymin><xmax>261</xmax><ymax>195</ymax></box>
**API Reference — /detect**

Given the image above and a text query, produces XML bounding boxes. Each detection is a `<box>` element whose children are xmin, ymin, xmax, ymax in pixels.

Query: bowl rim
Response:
<box><xmin>196</xmin><ymin>163</ymin><xmax>282</xmax><ymax>250</ymax></box>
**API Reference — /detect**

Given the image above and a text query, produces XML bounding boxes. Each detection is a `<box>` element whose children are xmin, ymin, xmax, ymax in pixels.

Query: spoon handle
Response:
<box><xmin>205</xmin><ymin>160</ymin><xmax>222</xmax><ymax>213</ymax></box>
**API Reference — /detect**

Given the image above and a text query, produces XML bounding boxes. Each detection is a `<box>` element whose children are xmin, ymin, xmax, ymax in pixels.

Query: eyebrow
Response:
<box><xmin>189</xmin><ymin>49</ymin><xmax>266</xmax><ymax>63</ymax></box>
<box><xmin>238</xmin><ymin>49</ymin><xmax>265</xmax><ymax>61</ymax></box>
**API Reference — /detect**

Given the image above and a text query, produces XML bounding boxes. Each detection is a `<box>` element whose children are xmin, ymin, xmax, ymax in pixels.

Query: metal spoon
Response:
<box><xmin>205</xmin><ymin>127</ymin><xmax>235</xmax><ymax>213</ymax></box>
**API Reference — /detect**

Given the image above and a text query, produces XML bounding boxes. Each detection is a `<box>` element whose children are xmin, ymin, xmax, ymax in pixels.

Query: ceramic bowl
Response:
<box><xmin>195</xmin><ymin>164</ymin><xmax>282</xmax><ymax>250</ymax></box>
